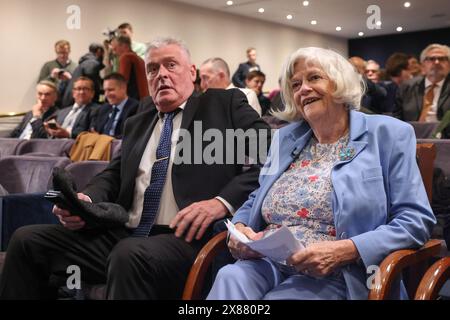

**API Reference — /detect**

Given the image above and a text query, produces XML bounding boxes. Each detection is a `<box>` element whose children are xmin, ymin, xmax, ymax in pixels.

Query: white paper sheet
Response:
<box><xmin>225</xmin><ymin>219</ymin><xmax>304</xmax><ymax>262</ymax></box>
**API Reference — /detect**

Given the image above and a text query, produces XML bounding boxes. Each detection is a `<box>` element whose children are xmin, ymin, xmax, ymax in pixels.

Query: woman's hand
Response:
<box><xmin>228</xmin><ymin>223</ymin><xmax>264</xmax><ymax>260</ymax></box>
<box><xmin>286</xmin><ymin>240</ymin><xmax>360</xmax><ymax>277</ymax></box>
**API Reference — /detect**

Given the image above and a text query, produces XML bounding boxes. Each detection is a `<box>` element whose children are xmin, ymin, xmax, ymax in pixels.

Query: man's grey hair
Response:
<box><xmin>201</xmin><ymin>57</ymin><xmax>230</xmax><ymax>78</ymax></box>
<box><xmin>145</xmin><ymin>36</ymin><xmax>191</xmax><ymax>62</ymax></box>
<box><xmin>274</xmin><ymin>47</ymin><xmax>365</xmax><ymax>122</ymax></box>
<box><xmin>420</xmin><ymin>43</ymin><xmax>450</xmax><ymax>63</ymax></box>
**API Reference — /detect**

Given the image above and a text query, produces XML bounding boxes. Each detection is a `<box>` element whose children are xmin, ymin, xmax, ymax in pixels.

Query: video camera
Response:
<box><xmin>102</xmin><ymin>27</ymin><xmax>117</xmax><ymax>44</ymax></box>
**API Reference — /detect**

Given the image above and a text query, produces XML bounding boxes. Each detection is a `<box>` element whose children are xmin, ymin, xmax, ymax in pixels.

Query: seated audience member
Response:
<box><xmin>395</xmin><ymin>44</ymin><xmax>450</xmax><ymax>122</ymax></box>
<box><xmin>9</xmin><ymin>81</ymin><xmax>58</xmax><ymax>139</ymax></box>
<box><xmin>44</xmin><ymin>77</ymin><xmax>99</xmax><ymax>139</ymax></box>
<box><xmin>61</xmin><ymin>43</ymin><xmax>105</xmax><ymax>108</ymax></box>
<box><xmin>365</xmin><ymin>60</ymin><xmax>381</xmax><ymax>83</ymax></box>
<box><xmin>245</xmin><ymin>71</ymin><xmax>271</xmax><ymax>115</ymax></box>
<box><xmin>207</xmin><ymin>47</ymin><xmax>435</xmax><ymax>300</ymax></box>
<box><xmin>378</xmin><ymin>53</ymin><xmax>413</xmax><ymax>114</ymax></box>
<box><xmin>385</xmin><ymin>53</ymin><xmax>413</xmax><ymax>86</ymax></box>
<box><xmin>110</xmin><ymin>35</ymin><xmax>149</xmax><ymax>101</ymax></box>
<box><xmin>200</xmin><ymin>57</ymin><xmax>262</xmax><ymax>116</ymax></box>
<box><xmin>92</xmin><ymin>73</ymin><xmax>138</xmax><ymax>138</ymax></box>
<box><xmin>38</xmin><ymin>40</ymin><xmax>77</xmax><ymax>107</ymax></box>
<box><xmin>349</xmin><ymin>57</ymin><xmax>387</xmax><ymax>114</ymax></box>
<box><xmin>408</xmin><ymin>54</ymin><xmax>422</xmax><ymax>78</ymax></box>
<box><xmin>232</xmin><ymin>47</ymin><xmax>261</xmax><ymax>88</ymax></box>
<box><xmin>0</xmin><ymin>36</ymin><xmax>270</xmax><ymax>300</ymax></box>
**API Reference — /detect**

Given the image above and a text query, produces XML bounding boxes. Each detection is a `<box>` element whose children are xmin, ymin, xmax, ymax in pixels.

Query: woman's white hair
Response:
<box><xmin>273</xmin><ymin>47</ymin><xmax>365</xmax><ymax>122</ymax></box>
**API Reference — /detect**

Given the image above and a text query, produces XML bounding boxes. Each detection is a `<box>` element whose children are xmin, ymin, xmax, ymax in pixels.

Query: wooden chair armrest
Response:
<box><xmin>368</xmin><ymin>239</ymin><xmax>442</xmax><ymax>300</ymax></box>
<box><xmin>182</xmin><ymin>231</ymin><xmax>228</xmax><ymax>300</ymax></box>
<box><xmin>415</xmin><ymin>257</ymin><xmax>450</xmax><ymax>300</ymax></box>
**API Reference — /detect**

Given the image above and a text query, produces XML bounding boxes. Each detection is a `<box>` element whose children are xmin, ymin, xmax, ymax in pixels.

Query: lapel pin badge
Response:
<box><xmin>339</xmin><ymin>146</ymin><xmax>355</xmax><ymax>161</ymax></box>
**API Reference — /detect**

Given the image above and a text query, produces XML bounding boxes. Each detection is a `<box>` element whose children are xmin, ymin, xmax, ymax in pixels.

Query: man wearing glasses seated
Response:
<box><xmin>395</xmin><ymin>43</ymin><xmax>450</xmax><ymax>122</ymax></box>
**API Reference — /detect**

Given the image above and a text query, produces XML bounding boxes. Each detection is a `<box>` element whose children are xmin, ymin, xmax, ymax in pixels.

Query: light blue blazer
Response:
<box><xmin>232</xmin><ymin>110</ymin><xmax>436</xmax><ymax>299</ymax></box>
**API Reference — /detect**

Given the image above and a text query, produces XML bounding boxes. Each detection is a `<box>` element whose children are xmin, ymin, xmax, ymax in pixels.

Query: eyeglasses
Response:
<box><xmin>73</xmin><ymin>87</ymin><xmax>92</xmax><ymax>92</ymax></box>
<box><xmin>424</xmin><ymin>56</ymin><xmax>449</xmax><ymax>63</ymax></box>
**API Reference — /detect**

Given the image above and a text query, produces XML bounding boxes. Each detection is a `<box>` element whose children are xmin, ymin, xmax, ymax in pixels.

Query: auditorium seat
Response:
<box><xmin>111</xmin><ymin>139</ymin><xmax>122</xmax><ymax>159</ymax></box>
<box><xmin>64</xmin><ymin>161</ymin><xmax>109</xmax><ymax>191</ymax></box>
<box><xmin>0</xmin><ymin>155</ymin><xmax>71</xmax><ymax>194</ymax></box>
<box><xmin>16</xmin><ymin>138</ymin><xmax>74</xmax><ymax>157</ymax></box>
<box><xmin>409</xmin><ymin>121</ymin><xmax>440</xmax><ymax>139</ymax></box>
<box><xmin>0</xmin><ymin>138</ymin><xmax>25</xmax><ymax>159</ymax></box>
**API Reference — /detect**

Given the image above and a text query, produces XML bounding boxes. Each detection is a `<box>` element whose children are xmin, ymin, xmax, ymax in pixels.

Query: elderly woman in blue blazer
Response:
<box><xmin>207</xmin><ymin>47</ymin><xmax>436</xmax><ymax>300</ymax></box>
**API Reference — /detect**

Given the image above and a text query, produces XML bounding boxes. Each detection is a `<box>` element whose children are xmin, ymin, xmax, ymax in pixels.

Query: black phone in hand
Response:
<box><xmin>45</xmin><ymin>190</ymin><xmax>73</xmax><ymax>211</ymax></box>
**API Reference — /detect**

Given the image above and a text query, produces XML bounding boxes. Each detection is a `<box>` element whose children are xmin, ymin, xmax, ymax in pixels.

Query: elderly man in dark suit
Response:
<box><xmin>44</xmin><ymin>76</ymin><xmax>99</xmax><ymax>139</ymax></box>
<box><xmin>92</xmin><ymin>73</ymin><xmax>139</xmax><ymax>138</ymax></box>
<box><xmin>0</xmin><ymin>37</ymin><xmax>271</xmax><ymax>299</ymax></box>
<box><xmin>395</xmin><ymin>44</ymin><xmax>450</xmax><ymax>122</ymax></box>
<box><xmin>9</xmin><ymin>81</ymin><xmax>58</xmax><ymax>139</ymax></box>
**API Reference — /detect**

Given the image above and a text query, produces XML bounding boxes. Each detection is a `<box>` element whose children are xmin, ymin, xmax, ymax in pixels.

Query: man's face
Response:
<box><xmin>246</xmin><ymin>76</ymin><xmax>265</xmax><ymax>95</ymax></box>
<box><xmin>118</xmin><ymin>27</ymin><xmax>132</xmax><ymax>38</ymax></box>
<box><xmin>110</xmin><ymin>39</ymin><xmax>126</xmax><ymax>56</ymax></box>
<box><xmin>199</xmin><ymin>63</ymin><xmax>223</xmax><ymax>91</ymax></box>
<box><xmin>36</xmin><ymin>84</ymin><xmax>57</xmax><ymax>110</ymax></box>
<box><xmin>422</xmin><ymin>48</ymin><xmax>450</xmax><ymax>82</ymax></box>
<box><xmin>365</xmin><ymin>62</ymin><xmax>380</xmax><ymax>83</ymax></box>
<box><xmin>104</xmin><ymin>79</ymin><xmax>127</xmax><ymax>105</ymax></box>
<box><xmin>72</xmin><ymin>80</ymin><xmax>95</xmax><ymax>105</ymax></box>
<box><xmin>55</xmin><ymin>45</ymin><xmax>70</xmax><ymax>65</ymax></box>
<box><xmin>247</xmin><ymin>50</ymin><xmax>257</xmax><ymax>64</ymax></box>
<box><xmin>146</xmin><ymin>44</ymin><xmax>196</xmax><ymax>112</ymax></box>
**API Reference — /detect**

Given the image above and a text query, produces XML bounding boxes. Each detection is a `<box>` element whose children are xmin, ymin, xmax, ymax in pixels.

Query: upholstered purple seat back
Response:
<box><xmin>0</xmin><ymin>155</ymin><xmax>71</xmax><ymax>194</ymax></box>
<box><xmin>16</xmin><ymin>139</ymin><xmax>74</xmax><ymax>157</ymax></box>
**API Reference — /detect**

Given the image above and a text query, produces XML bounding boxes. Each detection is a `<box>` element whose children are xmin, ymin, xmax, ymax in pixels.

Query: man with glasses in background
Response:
<box><xmin>395</xmin><ymin>43</ymin><xmax>450</xmax><ymax>122</ymax></box>
<box><xmin>44</xmin><ymin>76</ymin><xmax>99</xmax><ymax>139</ymax></box>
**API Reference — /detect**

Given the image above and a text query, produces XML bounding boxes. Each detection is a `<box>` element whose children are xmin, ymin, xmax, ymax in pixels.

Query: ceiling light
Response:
<box><xmin>258</xmin><ymin>8</ymin><xmax>264</xmax><ymax>13</ymax></box>
<box><xmin>311</xmin><ymin>20</ymin><xmax>317</xmax><ymax>25</ymax></box>
<box><xmin>303</xmin><ymin>1</ymin><xmax>310</xmax><ymax>6</ymax></box>
<box><xmin>396</xmin><ymin>26</ymin><xmax>403</xmax><ymax>32</ymax></box>
<box><xmin>376</xmin><ymin>21</ymin><xmax>382</xmax><ymax>26</ymax></box>
<box><xmin>286</xmin><ymin>14</ymin><xmax>293</xmax><ymax>20</ymax></box>
<box><xmin>336</xmin><ymin>26</ymin><xmax>342</xmax><ymax>31</ymax></box>
<box><xmin>358</xmin><ymin>32</ymin><xmax>364</xmax><ymax>36</ymax></box>
<box><xmin>404</xmin><ymin>2</ymin><xmax>411</xmax><ymax>8</ymax></box>
<box><xmin>226</xmin><ymin>0</ymin><xmax>233</xmax><ymax>5</ymax></box>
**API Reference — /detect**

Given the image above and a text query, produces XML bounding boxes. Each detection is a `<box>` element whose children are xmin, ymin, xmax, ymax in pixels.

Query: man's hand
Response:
<box><xmin>286</xmin><ymin>240</ymin><xmax>360</xmax><ymax>278</ymax></box>
<box><xmin>169</xmin><ymin>198</ymin><xmax>228</xmax><ymax>242</ymax></box>
<box><xmin>50</xmin><ymin>68</ymin><xmax>61</xmax><ymax>79</ymax></box>
<box><xmin>228</xmin><ymin>223</ymin><xmax>264</xmax><ymax>260</ymax></box>
<box><xmin>32</xmin><ymin>102</ymin><xmax>43</xmax><ymax>118</ymax></box>
<box><xmin>44</xmin><ymin>122</ymin><xmax>70</xmax><ymax>138</ymax></box>
<box><xmin>60</xmin><ymin>71</ymin><xmax>72</xmax><ymax>81</ymax></box>
<box><xmin>52</xmin><ymin>193</ymin><xmax>92</xmax><ymax>230</ymax></box>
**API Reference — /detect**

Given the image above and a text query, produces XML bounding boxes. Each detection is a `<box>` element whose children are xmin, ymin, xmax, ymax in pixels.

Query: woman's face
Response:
<box><xmin>291</xmin><ymin>59</ymin><xmax>339</xmax><ymax>123</ymax></box>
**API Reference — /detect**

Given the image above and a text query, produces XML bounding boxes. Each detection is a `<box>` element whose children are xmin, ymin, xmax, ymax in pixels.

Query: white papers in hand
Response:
<box><xmin>224</xmin><ymin>219</ymin><xmax>304</xmax><ymax>262</ymax></box>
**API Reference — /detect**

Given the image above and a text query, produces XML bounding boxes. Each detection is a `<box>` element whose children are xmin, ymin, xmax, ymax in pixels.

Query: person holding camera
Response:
<box><xmin>38</xmin><ymin>40</ymin><xmax>77</xmax><ymax>107</ymax></box>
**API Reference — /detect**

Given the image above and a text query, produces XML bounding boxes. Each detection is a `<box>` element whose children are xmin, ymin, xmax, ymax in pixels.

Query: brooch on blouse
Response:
<box><xmin>338</xmin><ymin>146</ymin><xmax>355</xmax><ymax>161</ymax></box>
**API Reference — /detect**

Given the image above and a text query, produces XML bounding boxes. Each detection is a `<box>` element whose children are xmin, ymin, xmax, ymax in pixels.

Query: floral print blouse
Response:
<box><xmin>261</xmin><ymin>134</ymin><xmax>349</xmax><ymax>276</ymax></box>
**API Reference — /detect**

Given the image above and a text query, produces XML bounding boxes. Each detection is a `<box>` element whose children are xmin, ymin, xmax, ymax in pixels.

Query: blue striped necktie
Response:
<box><xmin>132</xmin><ymin>110</ymin><xmax>178</xmax><ymax>237</ymax></box>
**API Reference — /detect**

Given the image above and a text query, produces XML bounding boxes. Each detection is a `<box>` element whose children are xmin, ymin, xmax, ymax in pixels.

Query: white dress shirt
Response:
<box><xmin>127</xmin><ymin>102</ymin><xmax>234</xmax><ymax>228</ymax></box>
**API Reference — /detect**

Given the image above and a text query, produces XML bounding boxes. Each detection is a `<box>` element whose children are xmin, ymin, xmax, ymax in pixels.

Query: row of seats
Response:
<box><xmin>0</xmin><ymin>156</ymin><xmax>109</xmax><ymax>194</ymax></box>
<box><xmin>0</xmin><ymin>138</ymin><xmax>122</xmax><ymax>160</ymax></box>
